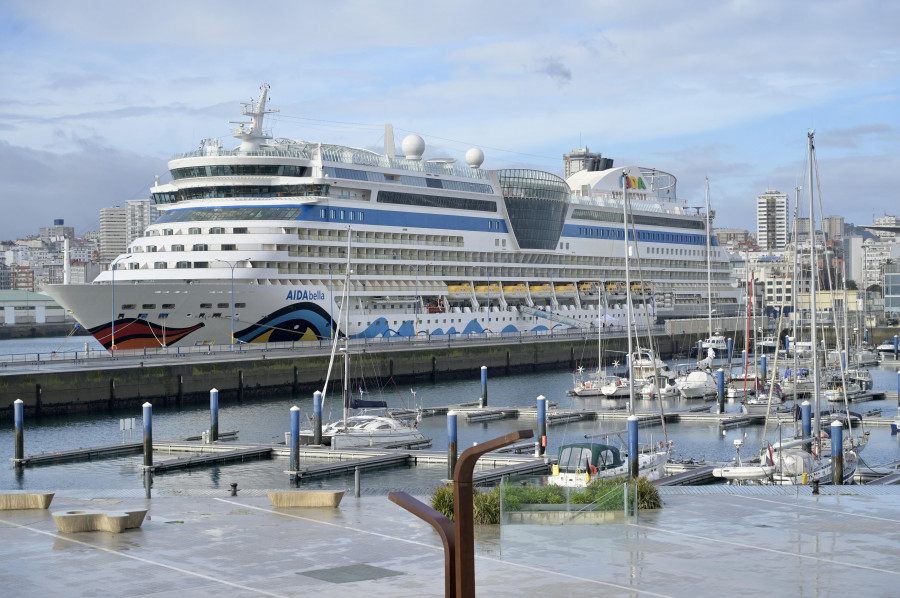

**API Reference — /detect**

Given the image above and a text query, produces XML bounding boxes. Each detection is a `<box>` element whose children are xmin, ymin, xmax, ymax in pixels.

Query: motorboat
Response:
<box><xmin>548</xmin><ymin>442</ymin><xmax>668</xmax><ymax>487</ymax></box>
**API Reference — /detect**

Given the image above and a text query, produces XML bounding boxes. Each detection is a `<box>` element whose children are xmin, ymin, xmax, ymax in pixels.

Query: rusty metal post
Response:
<box><xmin>453</xmin><ymin>429</ymin><xmax>532</xmax><ymax>598</ymax></box>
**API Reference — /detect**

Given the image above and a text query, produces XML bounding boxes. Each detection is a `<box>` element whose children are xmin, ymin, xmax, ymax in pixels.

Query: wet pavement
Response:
<box><xmin>1</xmin><ymin>486</ymin><xmax>899</xmax><ymax>597</ymax></box>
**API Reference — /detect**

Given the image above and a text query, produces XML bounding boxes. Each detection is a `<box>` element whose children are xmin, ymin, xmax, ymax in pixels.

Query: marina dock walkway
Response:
<box><xmin>1</xmin><ymin>486</ymin><xmax>899</xmax><ymax>597</ymax></box>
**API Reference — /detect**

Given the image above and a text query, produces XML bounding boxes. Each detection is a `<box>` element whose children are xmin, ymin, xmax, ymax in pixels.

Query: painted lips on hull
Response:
<box><xmin>89</xmin><ymin>319</ymin><xmax>206</xmax><ymax>350</ymax></box>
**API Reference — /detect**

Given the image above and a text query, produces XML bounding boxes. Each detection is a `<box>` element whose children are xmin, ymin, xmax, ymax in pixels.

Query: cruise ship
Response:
<box><xmin>46</xmin><ymin>85</ymin><xmax>740</xmax><ymax>350</ymax></box>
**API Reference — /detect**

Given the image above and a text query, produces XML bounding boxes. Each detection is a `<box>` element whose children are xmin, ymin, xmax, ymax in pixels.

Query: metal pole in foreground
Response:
<box><xmin>313</xmin><ymin>391</ymin><xmax>323</xmax><ymax>445</ymax></box>
<box><xmin>143</xmin><ymin>401</ymin><xmax>153</xmax><ymax>499</ymax></box>
<box><xmin>628</xmin><ymin>414</ymin><xmax>639</xmax><ymax>480</ymax></box>
<box><xmin>142</xmin><ymin>402</ymin><xmax>153</xmax><ymax>467</ymax></box>
<box><xmin>447</xmin><ymin>412</ymin><xmax>458</xmax><ymax>481</ymax></box>
<box><xmin>14</xmin><ymin>399</ymin><xmax>24</xmax><ymax>469</ymax></box>
<box><xmin>831</xmin><ymin>420</ymin><xmax>844</xmax><ymax>485</ymax></box>
<box><xmin>480</xmin><ymin>366</ymin><xmax>487</xmax><ymax>408</ymax></box>
<box><xmin>210</xmin><ymin>388</ymin><xmax>219</xmax><ymax>442</ymax></box>
<box><xmin>290</xmin><ymin>406</ymin><xmax>300</xmax><ymax>480</ymax></box>
<box><xmin>537</xmin><ymin>395</ymin><xmax>547</xmax><ymax>457</ymax></box>
<box><xmin>354</xmin><ymin>466</ymin><xmax>361</xmax><ymax>497</ymax></box>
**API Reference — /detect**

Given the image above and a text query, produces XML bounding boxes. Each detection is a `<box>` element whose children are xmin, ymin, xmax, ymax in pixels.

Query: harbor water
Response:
<box><xmin>2</xmin><ymin>336</ymin><xmax>900</xmax><ymax>494</ymax></box>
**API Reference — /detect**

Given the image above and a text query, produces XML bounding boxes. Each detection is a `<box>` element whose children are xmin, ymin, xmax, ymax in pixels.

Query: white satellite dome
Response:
<box><xmin>401</xmin><ymin>134</ymin><xmax>425</xmax><ymax>160</ymax></box>
<box><xmin>465</xmin><ymin>148</ymin><xmax>485</xmax><ymax>169</ymax></box>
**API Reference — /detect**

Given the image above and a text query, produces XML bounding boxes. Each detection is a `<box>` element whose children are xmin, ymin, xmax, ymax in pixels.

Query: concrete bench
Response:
<box><xmin>52</xmin><ymin>509</ymin><xmax>147</xmax><ymax>533</ymax></box>
<box><xmin>0</xmin><ymin>493</ymin><xmax>54</xmax><ymax>510</ymax></box>
<box><xmin>267</xmin><ymin>491</ymin><xmax>344</xmax><ymax>508</ymax></box>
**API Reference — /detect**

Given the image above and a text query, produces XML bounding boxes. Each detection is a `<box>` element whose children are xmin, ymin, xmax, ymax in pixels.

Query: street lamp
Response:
<box><xmin>215</xmin><ymin>257</ymin><xmax>251</xmax><ymax>346</ymax></box>
<box><xmin>110</xmin><ymin>255</ymin><xmax>133</xmax><ymax>352</ymax></box>
<box><xmin>480</xmin><ymin>267</ymin><xmax>492</xmax><ymax>334</ymax></box>
<box><xmin>411</xmin><ymin>263</ymin><xmax>432</xmax><ymax>336</ymax></box>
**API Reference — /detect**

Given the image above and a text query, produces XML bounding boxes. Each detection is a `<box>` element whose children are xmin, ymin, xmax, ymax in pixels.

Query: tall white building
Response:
<box><xmin>99</xmin><ymin>206</ymin><xmax>127</xmax><ymax>262</ymax></box>
<box><xmin>126</xmin><ymin>199</ymin><xmax>159</xmax><ymax>245</ymax></box>
<box><xmin>756</xmin><ymin>189</ymin><xmax>789</xmax><ymax>251</ymax></box>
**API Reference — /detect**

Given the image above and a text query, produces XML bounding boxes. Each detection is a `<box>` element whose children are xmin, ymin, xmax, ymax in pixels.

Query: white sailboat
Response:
<box><xmin>715</xmin><ymin>132</ymin><xmax>858</xmax><ymax>486</ymax></box>
<box><xmin>303</xmin><ymin>231</ymin><xmax>431</xmax><ymax>449</ymax></box>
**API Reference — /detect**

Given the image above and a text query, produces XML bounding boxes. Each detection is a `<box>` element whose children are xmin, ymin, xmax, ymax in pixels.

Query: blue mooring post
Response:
<box><xmin>627</xmin><ymin>414</ymin><xmax>639</xmax><ymax>480</ymax></box>
<box><xmin>831</xmin><ymin>420</ymin><xmax>844</xmax><ymax>485</ymax></box>
<box><xmin>727</xmin><ymin>337</ymin><xmax>734</xmax><ymax>365</ymax></box>
<box><xmin>447</xmin><ymin>412</ymin><xmax>458</xmax><ymax>480</ymax></box>
<box><xmin>313</xmin><ymin>391</ymin><xmax>322</xmax><ymax>445</ymax></box>
<box><xmin>864</xmin><ymin>329</ymin><xmax>869</xmax><ymax>344</ymax></box>
<box><xmin>894</xmin><ymin>335</ymin><xmax>898</xmax><ymax>359</ymax></box>
<box><xmin>801</xmin><ymin>400</ymin><xmax>812</xmax><ymax>439</ymax></box>
<box><xmin>742</xmin><ymin>349</ymin><xmax>747</xmax><ymax>373</ymax></box>
<box><xmin>697</xmin><ymin>340</ymin><xmax>703</xmax><ymax>359</ymax></box>
<box><xmin>13</xmin><ymin>399</ymin><xmax>24</xmax><ymax>469</ymax></box>
<box><xmin>537</xmin><ymin>396</ymin><xmax>547</xmax><ymax>457</ymax></box>
<box><xmin>210</xmin><ymin>388</ymin><xmax>219</xmax><ymax>442</ymax></box>
<box><xmin>142</xmin><ymin>402</ymin><xmax>153</xmax><ymax>467</ymax></box>
<box><xmin>480</xmin><ymin>365</ymin><xmax>488</xmax><ymax>408</ymax></box>
<box><xmin>716</xmin><ymin>369</ymin><xmax>725</xmax><ymax>414</ymax></box>
<box><xmin>761</xmin><ymin>356</ymin><xmax>767</xmax><ymax>381</ymax></box>
<box><xmin>784</xmin><ymin>335</ymin><xmax>790</xmax><ymax>355</ymax></box>
<box><xmin>290</xmin><ymin>406</ymin><xmax>300</xmax><ymax>481</ymax></box>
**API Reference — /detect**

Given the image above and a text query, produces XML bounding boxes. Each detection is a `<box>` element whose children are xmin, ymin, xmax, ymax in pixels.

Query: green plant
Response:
<box><xmin>431</xmin><ymin>484</ymin><xmax>455</xmax><ymax>520</ymax></box>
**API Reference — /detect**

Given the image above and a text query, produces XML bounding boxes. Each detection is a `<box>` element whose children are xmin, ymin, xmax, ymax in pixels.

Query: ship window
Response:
<box><xmin>200</xmin><ymin>303</ymin><xmax>212</xmax><ymax>308</ymax></box>
<box><xmin>147</xmin><ymin>246</ymin><xmax>157</xmax><ymax>252</ymax></box>
<box><xmin>189</xmin><ymin>227</ymin><xmax>201</xmax><ymax>234</ymax></box>
<box><xmin>194</xmin><ymin>262</ymin><xmax>209</xmax><ymax>268</ymax></box>
<box><xmin>221</xmin><ymin>244</ymin><xmax>236</xmax><ymax>251</ymax></box>
<box><xmin>176</xmin><ymin>261</ymin><xmax>190</xmax><ymax>268</ymax></box>
<box><xmin>340</xmin><ymin>210</ymin><xmax>345</xmax><ymax>219</ymax></box>
<box><xmin>138</xmin><ymin>313</ymin><xmax>148</xmax><ymax>319</ymax></box>
<box><xmin>142</xmin><ymin>304</ymin><xmax>156</xmax><ymax>309</ymax></box>
<box><xmin>212</xmin><ymin>313</ymin><xmax>222</xmax><ymax>318</ymax></box>
<box><xmin>330</xmin><ymin>209</ymin><xmax>336</xmax><ymax>219</ymax></box>
<box><xmin>320</xmin><ymin>208</ymin><xmax>326</xmax><ymax>219</ymax></box>
<box><xmin>163</xmin><ymin>229</ymin><xmax>174</xmax><ymax>236</ymax></box>
<box><xmin>193</xmin><ymin>244</ymin><xmax>208</xmax><ymax>251</ymax></box>
<box><xmin>159</xmin><ymin>313</ymin><xmax>168</xmax><ymax>318</ymax></box>
<box><xmin>217</xmin><ymin>303</ymin><xmax>230</xmax><ymax>308</ymax></box>
<box><xmin>235</xmin><ymin>302</ymin><xmax>246</xmax><ymax>308</ymax></box>
<box><xmin>154</xmin><ymin>262</ymin><xmax>167</xmax><ymax>269</ymax></box>
<box><xmin>358</xmin><ymin>211</ymin><xmax>364</xmax><ymax>221</ymax></box>
<box><xmin>171</xmin><ymin>244</ymin><xmax>184</xmax><ymax>251</ymax></box>
<box><xmin>210</xmin><ymin>227</ymin><xmax>225</xmax><ymax>234</ymax></box>
<box><xmin>233</xmin><ymin>227</ymin><xmax>248</xmax><ymax>234</ymax></box>
<box><xmin>121</xmin><ymin>304</ymin><xmax>136</xmax><ymax>310</ymax></box>
<box><xmin>162</xmin><ymin>304</ymin><xmax>175</xmax><ymax>309</ymax></box>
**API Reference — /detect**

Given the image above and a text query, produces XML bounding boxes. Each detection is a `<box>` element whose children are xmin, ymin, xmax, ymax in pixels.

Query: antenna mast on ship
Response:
<box><xmin>231</xmin><ymin>84</ymin><xmax>279</xmax><ymax>152</ymax></box>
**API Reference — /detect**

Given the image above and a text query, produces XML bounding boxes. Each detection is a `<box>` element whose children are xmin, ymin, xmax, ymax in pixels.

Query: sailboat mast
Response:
<box><xmin>807</xmin><ymin>132</ymin><xmax>821</xmax><ymax>445</ymax></box>
<box><xmin>705</xmin><ymin>177</ymin><xmax>713</xmax><ymax>338</ymax></box>
<box><xmin>623</xmin><ymin>173</ymin><xmax>635</xmax><ymax>415</ymax></box>
<box><xmin>792</xmin><ymin>187</ymin><xmax>800</xmax><ymax>405</ymax></box>
<box><xmin>341</xmin><ymin>229</ymin><xmax>353</xmax><ymax>427</ymax></box>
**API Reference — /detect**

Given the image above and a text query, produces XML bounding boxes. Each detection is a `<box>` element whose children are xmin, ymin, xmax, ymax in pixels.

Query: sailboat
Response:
<box><xmin>714</xmin><ymin>132</ymin><xmax>859</xmax><ymax>485</ymax></box>
<box><xmin>302</xmin><ymin>229</ymin><xmax>431</xmax><ymax>449</ymax></box>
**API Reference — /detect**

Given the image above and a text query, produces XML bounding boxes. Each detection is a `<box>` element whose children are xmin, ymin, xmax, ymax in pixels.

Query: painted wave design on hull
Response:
<box><xmin>89</xmin><ymin>320</ymin><xmax>206</xmax><ymax>350</ymax></box>
<box><xmin>235</xmin><ymin>302</ymin><xmax>336</xmax><ymax>343</ymax></box>
<box><xmin>349</xmin><ymin>318</ymin><xmax>555</xmax><ymax>338</ymax></box>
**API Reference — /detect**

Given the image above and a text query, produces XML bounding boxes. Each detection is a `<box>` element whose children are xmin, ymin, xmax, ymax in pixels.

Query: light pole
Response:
<box><xmin>215</xmin><ymin>257</ymin><xmax>251</xmax><ymax>347</ymax></box>
<box><xmin>411</xmin><ymin>263</ymin><xmax>432</xmax><ymax>336</ymax></box>
<box><xmin>110</xmin><ymin>255</ymin><xmax>132</xmax><ymax>352</ymax></box>
<box><xmin>480</xmin><ymin>267</ymin><xmax>492</xmax><ymax>334</ymax></box>
<box><xmin>327</xmin><ymin>264</ymin><xmax>334</xmax><ymax>340</ymax></box>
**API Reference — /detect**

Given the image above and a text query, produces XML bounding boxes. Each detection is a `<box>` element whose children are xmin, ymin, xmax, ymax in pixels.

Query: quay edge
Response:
<box><xmin>0</xmin><ymin>334</ymin><xmax>688</xmax><ymax>416</ymax></box>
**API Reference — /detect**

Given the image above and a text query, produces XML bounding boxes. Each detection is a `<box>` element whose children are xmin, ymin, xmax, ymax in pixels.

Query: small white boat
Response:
<box><xmin>676</xmin><ymin>370</ymin><xmax>718</xmax><ymax>399</ymax></box>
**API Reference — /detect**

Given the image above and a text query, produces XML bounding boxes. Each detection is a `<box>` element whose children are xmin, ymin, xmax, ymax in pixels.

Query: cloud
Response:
<box><xmin>536</xmin><ymin>57</ymin><xmax>572</xmax><ymax>85</ymax></box>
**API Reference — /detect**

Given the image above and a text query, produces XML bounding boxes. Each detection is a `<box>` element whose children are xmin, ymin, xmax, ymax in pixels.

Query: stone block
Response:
<box><xmin>52</xmin><ymin>509</ymin><xmax>147</xmax><ymax>533</ymax></box>
<box><xmin>0</xmin><ymin>493</ymin><xmax>54</xmax><ymax>510</ymax></box>
<box><xmin>267</xmin><ymin>491</ymin><xmax>344</xmax><ymax>508</ymax></box>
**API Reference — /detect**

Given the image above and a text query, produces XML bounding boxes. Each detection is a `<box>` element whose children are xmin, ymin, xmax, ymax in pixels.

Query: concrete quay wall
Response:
<box><xmin>0</xmin><ymin>335</ymin><xmax>683</xmax><ymax>417</ymax></box>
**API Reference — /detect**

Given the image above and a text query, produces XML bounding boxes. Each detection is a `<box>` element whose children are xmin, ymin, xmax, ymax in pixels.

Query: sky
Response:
<box><xmin>0</xmin><ymin>0</ymin><xmax>898</xmax><ymax>241</ymax></box>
